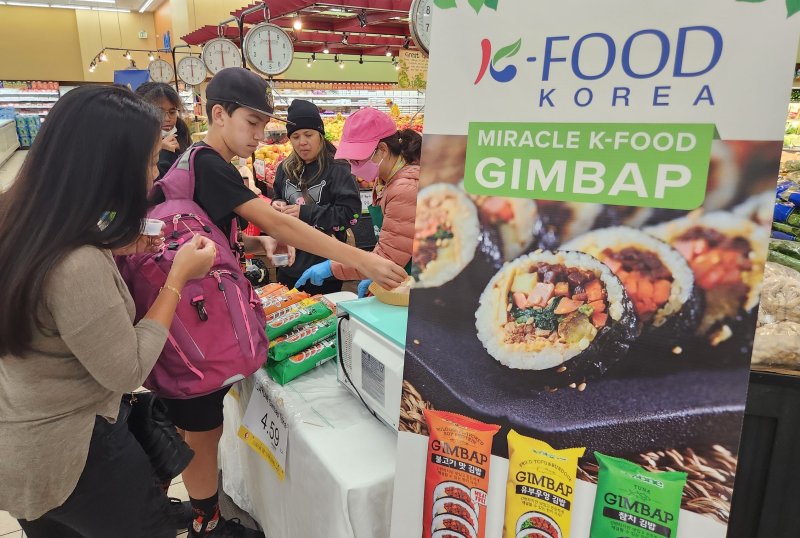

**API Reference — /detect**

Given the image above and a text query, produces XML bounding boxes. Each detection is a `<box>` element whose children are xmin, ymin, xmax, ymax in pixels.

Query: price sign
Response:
<box><xmin>360</xmin><ymin>190</ymin><xmax>373</xmax><ymax>214</ymax></box>
<box><xmin>254</xmin><ymin>159</ymin><xmax>266</xmax><ymax>181</ymax></box>
<box><xmin>238</xmin><ymin>382</ymin><xmax>289</xmax><ymax>480</ymax></box>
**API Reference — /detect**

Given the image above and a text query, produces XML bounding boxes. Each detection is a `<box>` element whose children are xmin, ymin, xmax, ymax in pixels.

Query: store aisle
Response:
<box><xmin>0</xmin><ymin>150</ymin><xmax>25</xmax><ymax>192</ymax></box>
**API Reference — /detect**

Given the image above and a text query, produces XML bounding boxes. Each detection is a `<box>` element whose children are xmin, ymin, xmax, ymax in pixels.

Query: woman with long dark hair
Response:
<box><xmin>0</xmin><ymin>85</ymin><xmax>216</xmax><ymax>537</ymax></box>
<box><xmin>271</xmin><ymin>99</ymin><xmax>362</xmax><ymax>294</ymax></box>
<box><xmin>135</xmin><ymin>82</ymin><xmax>192</xmax><ymax>181</ymax></box>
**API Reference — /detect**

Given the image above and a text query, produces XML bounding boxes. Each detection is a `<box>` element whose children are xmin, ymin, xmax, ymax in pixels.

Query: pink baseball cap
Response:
<box><xmin>335</xmin><ymin>107</ymin><xmax>398</xmax><ymax>161</ymax></box>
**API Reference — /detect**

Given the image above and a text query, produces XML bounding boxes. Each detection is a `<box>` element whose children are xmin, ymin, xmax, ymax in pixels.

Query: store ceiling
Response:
<box><xmin>182</xmin><ymin>0</ymin><xmax>416</xmax><ymax>57</ymax></box>
<box><xmin>0</xmin><ymin>0</ymin><xmax>164</xmax><ymax>13</ymax></box>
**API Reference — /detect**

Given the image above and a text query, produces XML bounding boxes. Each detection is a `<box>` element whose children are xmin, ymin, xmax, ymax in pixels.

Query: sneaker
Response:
<box><xmin>167</xmin><ymin>497</ymin><xmax>193</xmax><ymax>530</ymax></box>
<box><xmin>193</xmin><ymin>517</ymin><xmax>264</xmax><ymax>538</ymax></box>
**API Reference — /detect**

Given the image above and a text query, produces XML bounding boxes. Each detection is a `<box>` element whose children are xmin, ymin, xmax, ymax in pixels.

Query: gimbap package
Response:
<box><xmin>774</xmin><ymin>202</ymin><xmax>800</xmax><ymax>227</ymax></box>
<box><xmin>422</xmin><ymin>410</ymin><xmax>500</xmax><ymax>538</ymax></box>
<box><xmin>261</xmin><ymin>288</ymin><xmax>310</xmax><ymax>318</ymax></box>
<box><xmin>504</xmin><ymin>431</ymin><xmax>584</xmax><ymax>538</ymax></box>
<box><xmin>269</xmin><ymin>316</ymin><xmax>337</xmax><ymax>362</ymax></box>
<box><xmin>590</xmin><ymin>452</ymin><xmax>687</xmax><ymax>538</ymax></box>
<box><xmin>265</xmin><ymin>336</ymin><xmax>337</xmax><ymax>385</ymax></box>
<box><xmin>265</xmin><ymin>298</ymin><xmax>333</xmax><ymax>340</ymax></box>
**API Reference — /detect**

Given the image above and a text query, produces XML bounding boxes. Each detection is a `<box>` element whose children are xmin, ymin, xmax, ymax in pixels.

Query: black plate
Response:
<box><xmin>403</xmin><ymin>270</ymin><xmax>751</xmax><ymax>459</ymax></box>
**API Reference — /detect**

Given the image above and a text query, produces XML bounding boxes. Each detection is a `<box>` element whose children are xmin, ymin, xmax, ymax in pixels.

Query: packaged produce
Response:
<box><xmin>265</xmin><ymin>297</ymin><xmax>334</xmax><ymax>340</ymax></box>
<box><xmin>590</xmin><ymin>452</ymin><xmax>687</xmax><ymax>538</ymax></box>
<box><xmin>504</xmin><ymin>431</ymin><xmax>584</xmax><ymax>538</ymax></box>
<box><xmin>269</xmin><ymin>316</ymin><xmax>337</xmax><ymax>361</ymax></box>
<box><xmin>774</xmin><ymin>202</ymin><xmax>800</xmax><ymax>227</ymax></box>
<box><xmin>772</xmin><ymin>222</ymin><xmax>800</xmax><ymax>240</ymax></box>
<box><xmin>265</xmin><ymin>336</ymin><xmax>337</xmax><ymax>384</ymax></box>
<box><xmin>422</xmin><ymin>410</ymin><xmax>500</xmax><ymax>538</ymax></box>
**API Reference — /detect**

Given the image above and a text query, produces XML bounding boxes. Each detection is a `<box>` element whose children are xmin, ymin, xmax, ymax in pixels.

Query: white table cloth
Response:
<box><xmin>219</xmin><ymin>359</ymin><xmax>398</xmax><ymax>538</ymax></box>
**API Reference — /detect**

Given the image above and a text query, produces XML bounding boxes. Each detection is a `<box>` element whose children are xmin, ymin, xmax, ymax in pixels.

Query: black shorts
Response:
<box><xmin>161</xmin><ymin>387</ymin><xmax>230</xmax><ymax>432</ymax></box>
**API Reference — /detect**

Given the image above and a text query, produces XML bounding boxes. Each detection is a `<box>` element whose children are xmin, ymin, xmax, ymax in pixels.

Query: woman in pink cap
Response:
<box><xmin>295</xmin><ymin>107</ymin><xmax>420</xmax><ymax>295</ymax></box>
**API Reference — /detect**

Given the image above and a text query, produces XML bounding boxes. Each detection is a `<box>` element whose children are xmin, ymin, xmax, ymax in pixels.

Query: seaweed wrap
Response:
<box><xmin>463</xmin><ymin>185</ymin><xmax>537</xmax><ymax>267</ymax></box>
<box><xmin>533</xmin><ymin>201</ymin><xmax>604</xmax><ymax>250</ymax></box>
<box><xmin>412</xmin><ymin>184</ymin><xmax>481</xmax><ymax>288</ymax></box>
<box><xmin>562</xmin><ymin>227</ymin><xmax>702</xmax><ymax>342</ymax></box>
<box><xmin>475</xmin><ymin>250</ymin><xmax>639</xmax><ymax>375</ymax></box>
<box><xmin>646</xmin><ymin>212</ymin><xmax>765</xmax><ymax>347</ymax></box>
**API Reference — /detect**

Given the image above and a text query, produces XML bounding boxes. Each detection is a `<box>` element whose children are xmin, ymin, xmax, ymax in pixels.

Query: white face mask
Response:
<box><xmin>161</xmin><ymin>127</ymin><xmax>177</xmax><ymax>139</ymax></box>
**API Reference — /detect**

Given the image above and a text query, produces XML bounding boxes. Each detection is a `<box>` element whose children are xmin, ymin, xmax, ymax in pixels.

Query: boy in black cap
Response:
<box><xmin>146</xmin><ymin>67</ymin><xmax>406</xmax><ymax>538</ymax></box>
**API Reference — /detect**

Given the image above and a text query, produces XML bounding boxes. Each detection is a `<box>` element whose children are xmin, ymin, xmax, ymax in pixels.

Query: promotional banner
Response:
<box><xmin>391</xmin><ymin>1</ymin><xmax>799</xmax><ymax>537</ymax></box>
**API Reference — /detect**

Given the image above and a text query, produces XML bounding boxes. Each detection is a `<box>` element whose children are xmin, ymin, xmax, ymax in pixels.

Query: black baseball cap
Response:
<box><xmin>205</xmin><ymin>67</ymin><xmax>291</xmax><ymax>124</ymax></box>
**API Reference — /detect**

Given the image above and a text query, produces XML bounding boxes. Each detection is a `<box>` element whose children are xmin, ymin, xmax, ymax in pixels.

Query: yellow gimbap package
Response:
<box><xmin>504</xmin><ymin>430</ymin><xmax>585</xmax><ymax>538</ymax></box>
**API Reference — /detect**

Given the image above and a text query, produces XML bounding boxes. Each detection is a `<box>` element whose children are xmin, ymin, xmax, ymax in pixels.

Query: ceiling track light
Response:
<box><xmin>306</xmin><ymin>57</ymin><xmax>312</xmax><ymax>67</ymax></box>
<box><xmin>293</xmin><ymin>14</ymin><xmax>302</xmax><ymax>30</ymax></box>
<box><xmin>333</xmin><ymin>54</ymin><xmax>339</xmax><ymax>63</ymax></box>
<box><xmin>322</xmin><ymin>43</ymin><xmax>330</xmax><ymax>54</ymax></box>
<box><xmin>311</xmin><ymin>52</ymin><xmax>316</xmax><ymax>62</ymax></box>
<box><xmin>148</xmin><ymin>51</ymin><xmax>154</xmax><ymax>61</ymax></box>
<box><xmin>358</xmin><ymin>54</ymin><xmax>363</xmax><ymax>65</ymax></box>
<box><xmin>124</xmin><ymin>50</ymin><xmax>132</xmax><ymax>60</ymax></box>
<box><xmin>402</xmin><ymin>37</ymin><xmax>412</xmax><ymax>50</ymax></box>
<box><xmin>357</xmin><ymin>10</ymin><xmax>367</xmax><ymax>27</ymax></box>
<box><xmin>99</xmin><ymin>51</ymin><xmax>108</xmax><ymax>62</ymax></box>
<box><xmin>341</xmin><ymin>33</ymin><xmax>349</xmax><ymax>45</ymax></box>
<box><xmin>339</xmin><ymin>60</ymin><xmax>345</xmax><ymax>69</ymax></box>
<box><xmin>385</xmin><ymin>47</ymin><xmax>393</xmax><ymax>57</ymax></box>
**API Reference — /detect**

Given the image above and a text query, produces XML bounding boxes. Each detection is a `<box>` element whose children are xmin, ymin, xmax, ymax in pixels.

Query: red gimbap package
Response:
<box><xmin>423</xmin><ymin>409</ymin><xmax>500</xmax><ymax>538</ymax></box>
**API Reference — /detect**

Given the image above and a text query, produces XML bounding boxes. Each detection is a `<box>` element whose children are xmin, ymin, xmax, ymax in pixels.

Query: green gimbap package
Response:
<box><xmin>269</xmin><ymin>316</ymin><xmax>337</xmax><ymax>362</ymax></box>
<box><xmin>266</xmin><ymin>336</ymin><xmax>337</xmax><ymax>385</ymax></box>
<box><xmin>590</xmin><ymin>452</ymin><xmax>687</xmax><ymax>538</ymax></box>
<box><xmin>265</xmin><ymin>299</ymin><xmax>333</xmax><ymax>340</ymax></box>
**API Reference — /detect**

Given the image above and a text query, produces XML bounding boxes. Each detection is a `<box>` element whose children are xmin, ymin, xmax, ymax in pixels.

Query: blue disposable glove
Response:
<box><xmin>294</xmin><ymin>260</ymin><xmax>333</xmax><ymax>288</ymax></box>
<box><xmin>357</xmin><ymin>279</ymin><xmax>372</xmax><ymax>298</ymax></box>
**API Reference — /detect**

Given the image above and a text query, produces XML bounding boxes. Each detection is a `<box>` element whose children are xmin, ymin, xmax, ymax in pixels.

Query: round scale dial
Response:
<box><xmin>409</xmin><ymin>0</ymin><xmax>433</xmax><ymax>56</ymax></box>
<box><xmin>148</xmin><ymin>59</ymin><xmax>174</xmax><ymax>83</ymax></box>
<box><xmin>244</xmin><ymin>23</ymin><xmax>294</xmax><ymax>77</ymax></box>
<box><xmin>177</xmin><ymin>56</ymin><xmax>207</xmax><ymax>86</ymax></box>
<box><xmin>202</xmin><ymin>38</ymin><xmax>243</xmax><ymax>75</ymax></box>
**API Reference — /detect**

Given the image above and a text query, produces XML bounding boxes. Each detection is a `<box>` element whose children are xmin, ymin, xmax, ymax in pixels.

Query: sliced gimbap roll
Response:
<box><xmin>562</xmin><ymin>227</ymin><xmax>702</xmax><ymax>341</ymax></box>
<box><xmin>461</xmin><ymin>183</ymin><xmax>537</xmax><ymax>266</ymax></box>
<box><xmin>646</xmin><ymin>212</ymin><xmax>765</xmax><ymax>346</ymax></box>
<box><xmin>475</xmin><ymin>251</ymin><xmax>638</xmax><ymax>374</ymax></box>
<box><xmin>412</xmin><ymin>184</ymin><xmax>481</xmax><ymax>288</ymax></box>
<box><xmin>533</xmin><ymin>202</ymin><xmax>604</xmax><ymax>250</ymax></box>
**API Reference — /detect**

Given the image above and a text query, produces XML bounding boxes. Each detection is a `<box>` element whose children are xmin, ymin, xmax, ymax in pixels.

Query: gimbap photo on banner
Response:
<box><xmin>388</xmin><ymin>1</ymin><xmax>800</xmax><ymax>538</ymax></box>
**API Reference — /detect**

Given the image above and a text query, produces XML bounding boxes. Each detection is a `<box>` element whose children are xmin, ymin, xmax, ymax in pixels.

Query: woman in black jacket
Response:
<box><xmin>272</xmin><ymin>100</ymin><xmax>361</xmax><ymax>294</ymax></box>
<box><xmin>135</xmin><ymin>83</ymin><xmax>191</xmax><ymax>182</ymax></box>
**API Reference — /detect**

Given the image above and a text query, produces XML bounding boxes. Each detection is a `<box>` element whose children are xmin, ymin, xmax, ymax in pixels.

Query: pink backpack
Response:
<box><xmin>119</xmin><ymin>145</ymin><xmax>269</xmax><ymax>399</ymax></box>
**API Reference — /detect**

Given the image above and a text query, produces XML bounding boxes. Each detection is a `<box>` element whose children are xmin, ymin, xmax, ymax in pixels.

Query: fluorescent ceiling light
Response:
<box><xmin>53</xmin><ymin>3</ymin><xmax>91</xmax><ymax>8</ymax></box>
<box><xmin>138</xmin><ymin>0</ymin><xmax>153</xmax><ymax>12</ymax></box>
<box><xmin>92</xmin><ymin>6</ymin><xmax>130</xmax><ymax>11</ymax></box>
<box><xmin>7</xmin><ymin>2</ymin><xmax>50</xmax><ymax>6</ymax></box>
<box><xmin>76</xmin><ymin>0</ymin><xmax>118</xmax><ymax>3</ymax></box>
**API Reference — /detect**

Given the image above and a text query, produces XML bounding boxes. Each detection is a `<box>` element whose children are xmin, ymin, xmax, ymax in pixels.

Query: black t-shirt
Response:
<box><xmin>152</xmin><ymin>142</ymin><xmax>257</xmax><ymax>239</ymax></box>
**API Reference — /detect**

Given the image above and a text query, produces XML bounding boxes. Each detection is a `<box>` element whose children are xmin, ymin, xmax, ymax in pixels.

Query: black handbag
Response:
<box><xmin>125</xmin><ymin>391</ymin><xmax>195</xmax><ymax>481</ymax></box>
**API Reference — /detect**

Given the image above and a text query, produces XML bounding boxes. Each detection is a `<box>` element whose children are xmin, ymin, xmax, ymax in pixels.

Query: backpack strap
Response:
<box><xmin>158</xmin><ymin>143</ymin><xmax>214</xmax><ymax>201</ymax></box>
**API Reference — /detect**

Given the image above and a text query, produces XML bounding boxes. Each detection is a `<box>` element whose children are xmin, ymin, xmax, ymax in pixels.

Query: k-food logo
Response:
<box><xmin>474</xmin><ymin>38</ymin><xmax>522</xmax><ymax>84</ymax></box>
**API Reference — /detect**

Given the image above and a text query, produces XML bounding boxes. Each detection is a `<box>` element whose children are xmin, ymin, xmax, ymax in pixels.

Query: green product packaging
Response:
<box><xmin>265</xmin><ymin>300</ymin><xmax>333</xmax><ymax>340</ymax></box>
<box><xmin>265</xmin><ymin>336</ymin><xmax>337</xmax><ymax>385</ymax></box>
<box><xmin>590</xmin><ymin>452</ymin><xmax>687</xmax><ymax>538</ymax></box>
<box><xmin>269</xmin><ymin>316</ymin><xmax>338</xmax><ymax>362</ymax></box>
